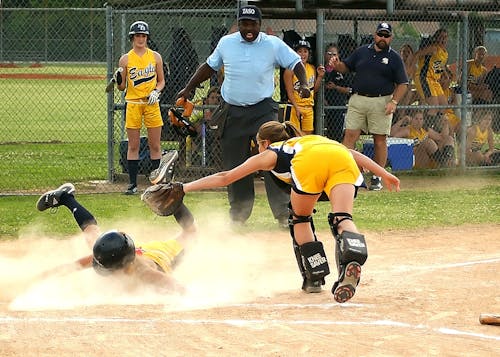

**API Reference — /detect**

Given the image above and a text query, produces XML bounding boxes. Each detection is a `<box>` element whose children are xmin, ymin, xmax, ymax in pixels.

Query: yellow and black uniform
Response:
<box><xmin>408</xmin><ymin>125</ymin><xmax>428</xmax><ymax>143</ymax></box>
<box><xmin>467</xmin><ymin>59</ymin><xmax>487</xmax><ymax>85</ymax></box>
<box><xmin>125</xmin><ymin>48</ymin><xmax>163</xmax><ymax>129</ymax></box>
<box><xmin>267</xmin><ymin>135</ymin><xmax>364</xmax><ymax>197</ymax></box>
<box><xmin>442</xmin><ymin>86</ymin><xmax>460</xmax><ymax>129</ymax></box>
<box><xmin>136</xmin><ymin>239</ymin><xmax>184</xmax><ymax>273</ymax></box>
<box><xmin>414</xmin><ymin>45</ymin><xmax>448</xmax><ymax>98</ymax></box>
<box><xmin>284</xmin><ymin>63</ymin><xmax>316</xmax><ymax>132</ymax></box>
<box><xmin>469</xmin><ymin>125</ymin><xmax>489</xmax><ymax>152</ymax></box>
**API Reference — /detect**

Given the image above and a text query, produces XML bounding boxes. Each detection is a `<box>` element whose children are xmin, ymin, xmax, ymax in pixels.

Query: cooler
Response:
<box><xmin>362</xmin><ymin>137</ymin><xmax>414</xmax><ymax>171</ymax></box>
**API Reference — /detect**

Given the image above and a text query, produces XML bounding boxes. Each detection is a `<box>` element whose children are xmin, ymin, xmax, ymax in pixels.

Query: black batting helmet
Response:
<box><xmin>293</xmin><ymin>40</ymin><xmax>311</xmax><ymax>51</ymax></box>
<box><xmin>128</xmin><ymin>21</ymin><xmax>150</xmax><ymax>40</ymax></box>
<box><xmin>92</xmin><ymin>230</ymin><xmax>136</xmax><ymax>275</ymax></box>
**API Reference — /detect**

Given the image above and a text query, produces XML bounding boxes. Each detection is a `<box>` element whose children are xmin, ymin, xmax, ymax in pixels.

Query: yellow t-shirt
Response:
<box><xmin>408</xmin><ymin>126</ymin><xmax>428</xmax><ymax>142</ymax></box>
<box><xmin>417</xmin><ymin>45</ymin><xmax>448</xmax><ymax>81</ymax></box>
<box><xmin>290</xmin><ymin>62</ymin><xmax>316</xmax><ymax>108</ymax></box>
<box><xmin>125</xmin><ymin>48</ymin><xmax>158</xmax><ymax>101</ymax></box>
<box><xmin>136</xmin><ymin>239</ymin><xmax>183</xmax><ymax>273</ymax></box>
<box><xmin>467</xmin><ymin>60</ymin><xmax>487</xmax><ymax>84</ymax></box>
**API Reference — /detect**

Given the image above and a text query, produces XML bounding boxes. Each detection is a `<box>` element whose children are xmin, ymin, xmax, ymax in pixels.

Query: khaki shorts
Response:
<box><xmin>125</xmin><ymin>101</ymin><xmax>163</xmax><ymax>129</ymax></box>
<box><xmin>345</xmin><ymin>94</ymin><xmax>392</xmax><ymax>135</ymax></box>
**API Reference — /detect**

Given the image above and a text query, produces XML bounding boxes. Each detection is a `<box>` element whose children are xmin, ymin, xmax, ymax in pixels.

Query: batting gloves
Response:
<box><xmin>148</xmin><ymin>89</ymin><xmax>161</xmax><ymax>105</ymax></box>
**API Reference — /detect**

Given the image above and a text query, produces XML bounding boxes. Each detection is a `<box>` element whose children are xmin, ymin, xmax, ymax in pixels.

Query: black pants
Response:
<box><xmin>220</xmin><ymin>98</ymin><xmax>290</xmax><ymax>223</ymax></box>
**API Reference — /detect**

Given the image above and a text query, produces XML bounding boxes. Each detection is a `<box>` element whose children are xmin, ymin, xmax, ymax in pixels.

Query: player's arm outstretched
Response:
<box><xmin>349</xmin><ymin>150</ymin><xmax>401</xmax><ymax>192</ymax></box>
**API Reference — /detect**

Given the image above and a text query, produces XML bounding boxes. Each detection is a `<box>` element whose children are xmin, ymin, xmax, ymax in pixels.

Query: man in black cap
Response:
<box><xmin>177</xmin><ymin>5</ymin><xmax>310</xmax><ymax>227</ymax></box>
<box><xmin>330</xmin><ymin>22</ymin><xmax>408</xmax><ymax>190</ymax></box>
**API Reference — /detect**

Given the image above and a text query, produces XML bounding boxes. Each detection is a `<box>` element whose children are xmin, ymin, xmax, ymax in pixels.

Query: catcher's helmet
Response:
<box><xmin>92</xmin><ymin>230</ymin><xmax>136</xmax><ymax>275</ymax></box>
<box><xmin>294</xmin><ymin>40</ymin><xmax>311</xmax><ymax>51</ymax></box>
<box><xmin>128</xmin><ymin>21</ymin><xmax>150</xmax><ymax>40</ymax></box>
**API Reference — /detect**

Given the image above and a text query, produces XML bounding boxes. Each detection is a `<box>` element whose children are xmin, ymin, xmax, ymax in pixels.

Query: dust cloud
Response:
<box><xmin>1</xmin><ymin>214</ymin><xmax>298</xmax><ymax>312</ymax></box>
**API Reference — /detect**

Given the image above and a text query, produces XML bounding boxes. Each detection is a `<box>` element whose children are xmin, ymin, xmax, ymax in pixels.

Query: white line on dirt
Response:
<box><xmin>394</xmin><ymin>257</ymin><xmax>500</xmax><ymax>272</ymax></box>
<box><xmin>0</xmin><ymin>316</ymin><xmax>499</xmax><ymax>342</ymax></box>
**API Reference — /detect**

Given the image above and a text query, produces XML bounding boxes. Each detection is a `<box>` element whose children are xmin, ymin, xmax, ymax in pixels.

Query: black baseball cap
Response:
<box><xmin>238</xmin><ymin>5</ymin><xmax>262</xmax><ymax>22</ymax></box>
<box><xmin>376</xmin><ymin>22</ymin><xmax>392</xmax><ymax>34</ymax></box>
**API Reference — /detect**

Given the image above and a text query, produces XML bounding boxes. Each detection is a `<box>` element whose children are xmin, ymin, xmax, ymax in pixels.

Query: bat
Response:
<box><xmin>105</xmin><ymin>67</ymin><xmax>123</xmax><ymax>93</ymax></box>
<box><xmin>479</xmin><ymin>313</ymin><xmax>500</xmax><ymax>326</ymax></box>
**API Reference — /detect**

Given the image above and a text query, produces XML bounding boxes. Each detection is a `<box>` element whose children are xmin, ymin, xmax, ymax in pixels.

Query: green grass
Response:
<box><xmin>1</xmin><ymin>178</ymin><xmax>499</xmax><ymax>239</ymax></box>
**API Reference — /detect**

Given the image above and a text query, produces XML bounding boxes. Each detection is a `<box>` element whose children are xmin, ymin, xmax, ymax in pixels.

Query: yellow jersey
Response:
<box><xmin>408</xmin><ymin>126</ymin><xmax>428</xmax><ymax>142</ymax></box>
<box><xmin>136</xmin><ymin>239</ymin><xmax>183</xmax><ymax>273</ymax></box>
<box><xmin>467</xmin><ymin>59</ymin><xmax>487</xmax><ymax>84</ymax></box>
<box><xmin>470</xmin><ymin>125</ymin><xmax>488</xmax><ymax>151</ymax></box>
<box><xmin>125</xmin><ymin>48</ymin><xmax>158</xmax><ymax>101</ymax></box>
<box><xmin>290</xmin><ymin>62</ymin><xmax>316</xmax><ymax>107</ymax></box>
<box><xmin>417</xmin><ymin>45</ymin><xmax>448</xmax><ymax>81</ymax></box>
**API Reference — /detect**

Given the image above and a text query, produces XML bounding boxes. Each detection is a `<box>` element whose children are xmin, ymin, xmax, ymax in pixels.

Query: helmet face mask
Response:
<box><xmin>92</xmin><ymin>231</ymin><xmax>136</xmax><ymax>275</ymax></box>
<box><xmin>128</xmin><ymin>21</ymin><xmax>150</xmax><ymax>40</ymax></box>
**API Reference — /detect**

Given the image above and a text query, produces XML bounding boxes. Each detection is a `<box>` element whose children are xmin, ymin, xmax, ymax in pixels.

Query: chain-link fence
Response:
<box><xmin>1</xmin><ymin>1</ymin><xmax>499</xmax><ymax>194</ymax></box>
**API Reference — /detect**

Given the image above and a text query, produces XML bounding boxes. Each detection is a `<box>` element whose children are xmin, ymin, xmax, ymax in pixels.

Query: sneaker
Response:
<box><xmin>369</xmin><ymin>176</ymin><xmax>383</xmax><ymax>191</ymax></box>
<box><xmin>36</xmin><ymin>183</ymin><xmax>75</xmax><ymax>211</ymax></box>
<box><xmin>302</xmin><ymin>278</ymin><xmax>323</xmax><ymax>293</ymax></box>
<box><xmin>149</xmin><ymin>150</ymin><xmax>179</xmax><ymax>184</ymax></box>
<box><xmin>332</xmin><ymin>261</ymin><xmax>361</xmax><ymax>303</ymax></box>
<box><xmin>124</xmin><ymin>184</ymin><xmax>138</xmax><ymax>195</ymax></box>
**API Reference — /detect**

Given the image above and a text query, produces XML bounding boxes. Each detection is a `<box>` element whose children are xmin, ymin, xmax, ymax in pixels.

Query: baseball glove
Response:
<box><xmin>141</xmin><ymin>182</ymin><xmax>185</xmax><ymax>216</ymax></box>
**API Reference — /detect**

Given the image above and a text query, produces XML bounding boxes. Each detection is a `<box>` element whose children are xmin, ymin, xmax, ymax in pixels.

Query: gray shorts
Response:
<box><xmin>345</xmin><ymin>94</ymin><xmax>393</xmax><ymax>135</ymax></box>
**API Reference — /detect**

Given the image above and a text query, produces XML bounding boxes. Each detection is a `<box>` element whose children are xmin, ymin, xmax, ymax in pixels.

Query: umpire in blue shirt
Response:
<box><xmin>330</xmin><ymin>22</ymin><xmax>408</xmax><ymax>191</ymax></box>
<box><xmin>177</xmin><ymin>5</ymin><xmax>310</xmax><ymax>226</ymax></box>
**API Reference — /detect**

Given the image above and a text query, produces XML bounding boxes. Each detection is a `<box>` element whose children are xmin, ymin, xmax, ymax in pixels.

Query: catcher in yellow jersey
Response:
<box><xmin>35</xmin><ymin>183</ymin><xmax>195</xmax><ymax>293</ymax></box>
<box><xmin>116</xmin><ymin>21</ymin><xmax>166</xmax><ymax>195</ymax></box>
<box><xmin>170</xmin><ymin>121</ymin><xmax>400</xmax><ymax>303</ymax></box>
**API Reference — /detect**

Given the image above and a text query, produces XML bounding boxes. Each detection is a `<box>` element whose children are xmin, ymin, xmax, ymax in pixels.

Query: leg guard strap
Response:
<box><xmin>328</xmin><ymin>212</ymin><xmax>353</xmax><ymax>237</ymax></box>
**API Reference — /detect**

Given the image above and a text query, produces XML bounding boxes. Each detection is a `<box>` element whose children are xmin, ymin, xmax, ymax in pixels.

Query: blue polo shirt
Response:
<box><xmin>207</xmin><ymin>32</ymin><xmax>301</xmax><ymax>106</ymax></box>
<box><xmin>344</xmin><ymin>44</ymin><xmax>408</xmax><ymax>96</ymax></box>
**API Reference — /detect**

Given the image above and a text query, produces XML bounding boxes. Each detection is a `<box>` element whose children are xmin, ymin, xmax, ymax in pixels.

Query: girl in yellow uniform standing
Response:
<box><xmin>413</xmin><ymin>28</ymin><xmax>449</xmax><ymax>131</ymax></box>
<box><xmin>283</xmin><ymin>40</ymin><xmax>325</xmax><ymax>134</ymax></box>
<box><xmin>181</xmin><ymin>121</ymin><xmax>400</xmax><ymax>303</ymax></box>
<box><xmin>116</xmin><ymin>21</ymin><xmax>166</xmax><ymax>195</ymax></box>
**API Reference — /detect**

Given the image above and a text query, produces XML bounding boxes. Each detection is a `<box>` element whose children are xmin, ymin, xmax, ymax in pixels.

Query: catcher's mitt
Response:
<box><xmin>141</xmin><ymin>182</ymin><xmax>185</xmax><ymax>216</ymax></box>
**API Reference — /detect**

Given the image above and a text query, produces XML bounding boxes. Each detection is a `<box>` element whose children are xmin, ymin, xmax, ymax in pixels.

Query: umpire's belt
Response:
<box><xmin>356</xmin><ymin>92</ymin><xmax>392</xmax><ymax>97</ymax></box>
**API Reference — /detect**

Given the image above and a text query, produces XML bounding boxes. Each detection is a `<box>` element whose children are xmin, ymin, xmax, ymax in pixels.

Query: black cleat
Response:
<box><xmin>36</xmin><ymin>183</ymin><xmax>75</xmax><ymax>211</ymax></box>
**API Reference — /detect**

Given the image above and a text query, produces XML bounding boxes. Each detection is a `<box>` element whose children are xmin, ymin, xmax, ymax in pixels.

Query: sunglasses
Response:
<box><xmin>376</xmin><ymin>32</ymin><xmax>391</xmax><ymax>38</ymax></box>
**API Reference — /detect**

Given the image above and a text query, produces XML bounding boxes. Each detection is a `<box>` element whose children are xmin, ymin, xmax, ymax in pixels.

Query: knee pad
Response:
<box><xmin>336</xmin><ymin>231</ymin><xmax>368</xmax><ymax>267</ymax></box>
<box><xmin>299</xmin><ymin>241</ymin><xmax>330</xmax><ymax>281</ymax></box>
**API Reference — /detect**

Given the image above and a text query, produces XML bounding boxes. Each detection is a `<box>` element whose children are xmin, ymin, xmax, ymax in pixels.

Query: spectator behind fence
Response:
<box><xmin>176</xmin><ymin>5</ymin><xmax>311</xmax><ymax>228</ymax></box>
<box><xmin>330</xmin><ymin>22</ymin><xmax>408</xmax><ymax>191</ymax></box>
<box><xmin>397</xmin><ymin>44</ymin><xmax>418</xmax><ymax>119</ymax></box>
<box><xmin>391</xmin><ymin>111</ymin><xmax>445</xmax><ymax>169</ymax></box>
<box><xmin>412</xmin><ymin>29</ymin><xmax>449</xmax><ymax>131</ymax></box>
<box><xmin>323</xmin><ymin>43</ymin><xmax>352</xmax><ymax>142</ymax></box>
<box><xmin>116</xmin><ymin>21</ymin><xmax>165</xmax><ymax>195</ymax></box>
<box><xmin>466</xmin><ymin>110</ymin><xmax>500</xmax><ymax>166</ymax></box>
<box><xmin>283</xmin><ymin>40</ymin><xmax>325</xmax><ymax>134</ymax></box>
<box><xmin>466</xmin><ymin>46</ymin><xmax>493</xmax><ymax>104</ymax></box>
<box><xmin>439</xmin><ymin>66</ymin><xmax>461</xmax><ymax>138</ymax></box>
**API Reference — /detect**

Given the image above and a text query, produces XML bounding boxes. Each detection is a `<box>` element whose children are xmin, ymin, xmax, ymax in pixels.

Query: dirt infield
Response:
<box><xmin>0</xmin><ymin>224</ymin><xmax>499</xmax><ymax>356</ymax></box>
